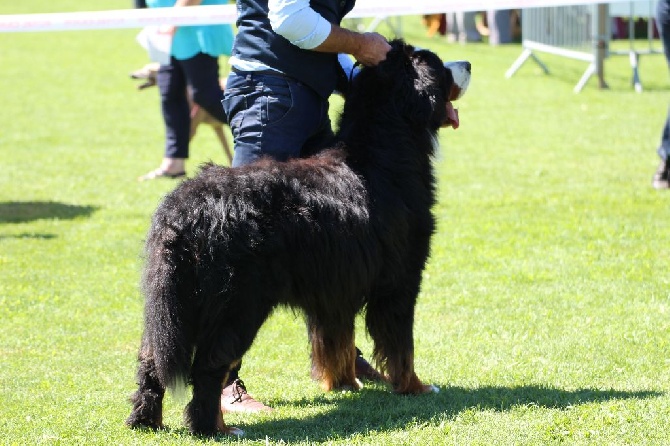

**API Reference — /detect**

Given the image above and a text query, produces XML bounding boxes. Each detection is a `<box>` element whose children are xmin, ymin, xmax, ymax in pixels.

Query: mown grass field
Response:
<box><xmin>1</xmin><ymin>1</ymin><xmax>669</xmax><ymax>444</ymax></box>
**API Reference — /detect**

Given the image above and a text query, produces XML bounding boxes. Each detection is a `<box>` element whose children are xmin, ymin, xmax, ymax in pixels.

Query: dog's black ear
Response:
<box><xmin>376</xmin><ymin>39</ymin><xmax>414</xmax><ymax>83</ymax></box>
<box><xmin>406</xmin><ymin>50</ymin><xmax>446</xmax><ymax>128</ymax></box>
<box><xmin>348</xmin><ymin>40</ymin><xmax>440</xmax><ymax>128</ymax></box>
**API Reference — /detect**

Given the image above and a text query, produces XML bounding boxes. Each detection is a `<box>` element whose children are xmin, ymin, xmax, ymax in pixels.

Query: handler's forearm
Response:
<box><xmin>313</xmin><ymin>24</ymin><xmax>391</xmax><ymax>66</ymax></box>
<box><xmin>313</xmin><ymin>25</ymin><xmax>363</xmax><ymax>54</ymax></box>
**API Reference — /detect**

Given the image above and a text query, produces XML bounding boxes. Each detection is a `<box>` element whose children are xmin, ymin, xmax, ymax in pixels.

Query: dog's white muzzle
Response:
<box><xmin>443</xmin><ymin>61</ymin><xmax>471</xmax><ymax>100</ymax></box>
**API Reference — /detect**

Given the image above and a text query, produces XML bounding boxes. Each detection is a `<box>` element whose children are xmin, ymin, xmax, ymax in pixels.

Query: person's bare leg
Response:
<box><xmin>138</xmin><ymin>158</ymin><xmax>186</xmax><ymax>181</ymax></box>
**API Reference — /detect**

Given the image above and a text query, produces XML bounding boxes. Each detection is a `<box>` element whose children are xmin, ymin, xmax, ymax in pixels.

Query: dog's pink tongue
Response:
<box><xmin>446</xmin><ymin>102</ymin><xmax>460</xmax><ymax>129</ymax></box>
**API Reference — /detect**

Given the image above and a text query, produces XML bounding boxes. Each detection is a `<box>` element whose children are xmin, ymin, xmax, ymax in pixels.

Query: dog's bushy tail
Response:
<box><xmin>141</xmin><ymin>220</ymin><xmax>195</xmax><ymax>395</ymax></box>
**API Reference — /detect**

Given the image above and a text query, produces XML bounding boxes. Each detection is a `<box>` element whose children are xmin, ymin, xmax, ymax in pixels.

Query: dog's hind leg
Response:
<box><xmin>184</xmin><ymin>308</ymin><xmax>268</xmax><ymax>437</ymax></box>
<box><xmin>184</xmin><ymin>349</ymin><xmax>244</xmax><ymax>437</ymax></box>
<box><xmin>126</xmin><ymin>337</ymin><xmax>166</xmax><ymax>430</ymax></box>
<box><xmin>365</xmin><ymin>295</ymin><xmax>437</xmax><ymax>395</ymax></box>
<box><xmin>308</xmin><ymin>317</ymin><xmax>360</xmax><ymax>392</ymax></box>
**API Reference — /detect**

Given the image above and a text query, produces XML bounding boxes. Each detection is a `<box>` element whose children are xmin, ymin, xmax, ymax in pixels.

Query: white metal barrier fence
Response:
<box><xmin>609</xmin><ymin>1</ymin><xmax>661</xmax><ymax>92</ymax></box>
<box><xmin>1</xmin><ymin>1</ymin><xmax>660</xmax><ymax>93</ymax></box>
<box><xmin>506</xmin><ymin>1</ymin><xmax>661</xmax><ymax>92</ymax></box>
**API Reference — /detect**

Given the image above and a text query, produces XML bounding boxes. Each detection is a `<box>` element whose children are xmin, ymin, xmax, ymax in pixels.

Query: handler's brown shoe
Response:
<box><xmin>221</xmin><ymin>379</ymin><xmax>273</xmax><ymax>413</ymax></box>
<box><xmin>653</xmin><ymin>159</ymin><xmax>669</xmax><ymax>190</ymax></box>
<box><xmin>355</xmin><ymin>354</ymin><xmax>386</xmax><ymax>382</ymax></box>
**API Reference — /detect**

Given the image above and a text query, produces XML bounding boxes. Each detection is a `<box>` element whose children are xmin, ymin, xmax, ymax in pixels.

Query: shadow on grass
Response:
<box><xmin>233</xmin><ymin>384</ymin><xmax>663</xmax><ymax>442</ymax></box>
<box><xmin>0</xmin><ymin>232</ymin><xmax>58</xmax><ymax>240</ymax></box>
<box><xmin>0</xmin><ymin>201</ymin><xmax>98</xmax><ymax>224</ymax></box>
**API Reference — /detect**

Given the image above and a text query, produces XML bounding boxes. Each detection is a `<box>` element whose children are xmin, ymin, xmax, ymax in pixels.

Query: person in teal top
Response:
<box><xmin>139</xmin><ymin>0</ymin><xmax>233</xmax><ymax>180</ymax></box>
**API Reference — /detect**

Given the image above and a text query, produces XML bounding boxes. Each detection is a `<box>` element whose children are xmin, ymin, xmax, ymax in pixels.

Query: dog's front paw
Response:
<box><xmin>216</xmin><ymin>412</ymin><xmax>245</xmax><ymax>437</ymax></box>
<box><xmin>334</xmin><ymin>378</ymin><xmax>364</xmax><ymax>392</ymax></box>
<box><xmin>125</xmin><ymin>412</ymin><xmax>164</xmax><ymax>431</ymax></box>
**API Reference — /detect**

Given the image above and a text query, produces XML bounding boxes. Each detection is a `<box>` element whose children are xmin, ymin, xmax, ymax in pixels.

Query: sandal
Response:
<box><xmin>138</xmin><ymin>169</ymin><xmax>186</xmax><ymax>182</ymax></box>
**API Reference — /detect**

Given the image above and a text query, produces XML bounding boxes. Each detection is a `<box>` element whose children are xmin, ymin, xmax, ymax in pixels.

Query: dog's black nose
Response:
<box><xmin>464</xmin><ymin>62</ymin><xmax>471</xmax><ymax>73</ymax></box>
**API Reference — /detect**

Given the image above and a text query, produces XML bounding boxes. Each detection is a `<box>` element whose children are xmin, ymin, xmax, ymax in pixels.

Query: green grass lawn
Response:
<box><xmin>1</xmin><ymin>2</ymin><xmax>669</xmax><ymax>444</ymax></box>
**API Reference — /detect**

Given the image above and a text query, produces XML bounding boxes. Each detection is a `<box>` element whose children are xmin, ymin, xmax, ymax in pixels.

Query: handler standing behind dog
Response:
<box><xmin>138</xmin><ymin>0</ymin><xmax>233</xmax><ymax>181</ymax></box>
<box><xmin>654</xmin><ymin>0</ymin><xmax>670</xmax><ymax>189</ymax></box>
<box><xmin>219</xmin><ymin>0</ymin><xmax>391</xmax><ymax>412</ymax></box>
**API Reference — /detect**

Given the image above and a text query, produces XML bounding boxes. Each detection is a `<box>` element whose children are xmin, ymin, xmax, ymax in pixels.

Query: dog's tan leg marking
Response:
<box><xmin>382</xmin><ymin>351</ymin><xmax>438</xmax><ymax>395</ymax></box>
<box><xmin>215</xmin><ymin>409</ymin><xmax>244</xmax><ymax>437</ymax></box>
<box><xmin>228</xmin><ymin>359</ymin><xmax>241</xmax><ymax>372</ymax></box>
<box><xmin>320</xmin><ymin>374</ymin><xmax>335</xmax><ymax>392</ymax></box>
<box><xmin>393</xmin><ymin>371</ymin><xmax>438</xmax><ymax>395</ymax></box>
<box><xmin>311</xmin><ymin>326</ymin><xmax>360</xmax><ymax>392</ymax></box>
<box><xmin>214</xmin><ymin>368</ymin><xmax>244</xmax><ymax>436</ymax></box>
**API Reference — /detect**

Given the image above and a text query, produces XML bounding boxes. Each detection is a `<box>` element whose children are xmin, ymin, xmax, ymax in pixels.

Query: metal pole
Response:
<box><xmin>596</xmin><ymin>3</ymin><xmax>609</xmax><ymax>89</ymax></box>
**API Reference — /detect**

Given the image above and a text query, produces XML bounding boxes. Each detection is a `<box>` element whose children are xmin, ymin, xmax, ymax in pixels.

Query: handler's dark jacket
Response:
<box><xmin>231</xmin><ymin>0</ymin><xmax>355</xmax><ymax>98</ymax></box>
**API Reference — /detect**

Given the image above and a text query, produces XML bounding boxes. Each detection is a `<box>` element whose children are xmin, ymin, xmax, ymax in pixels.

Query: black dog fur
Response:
<box><xmin>127</xmin><ymin>39</ymin><xmax>466</xmax><ymax>436</ymax></box>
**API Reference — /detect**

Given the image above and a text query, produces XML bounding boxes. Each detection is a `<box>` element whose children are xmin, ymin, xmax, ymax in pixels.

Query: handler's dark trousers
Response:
<box><xmin>657</xmin><ymin>0</ymin><xmax>670</xmax><ymax>161</ymax></box>
<box><xmin>222</xmin><ymin>71</ymin><xmax>335</xmax><ymax>167</ymax></box>
<box><xmin>157</xmin><ymin>52</ymin><xmax>227</xmax><ymax>159</ymax></box>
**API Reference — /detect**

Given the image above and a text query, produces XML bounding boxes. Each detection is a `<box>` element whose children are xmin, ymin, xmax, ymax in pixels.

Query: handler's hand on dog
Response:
<box><xmin>354</xmin><ymin>33</ymin><xmax>392</xmax><ymax>66</ymax></box>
